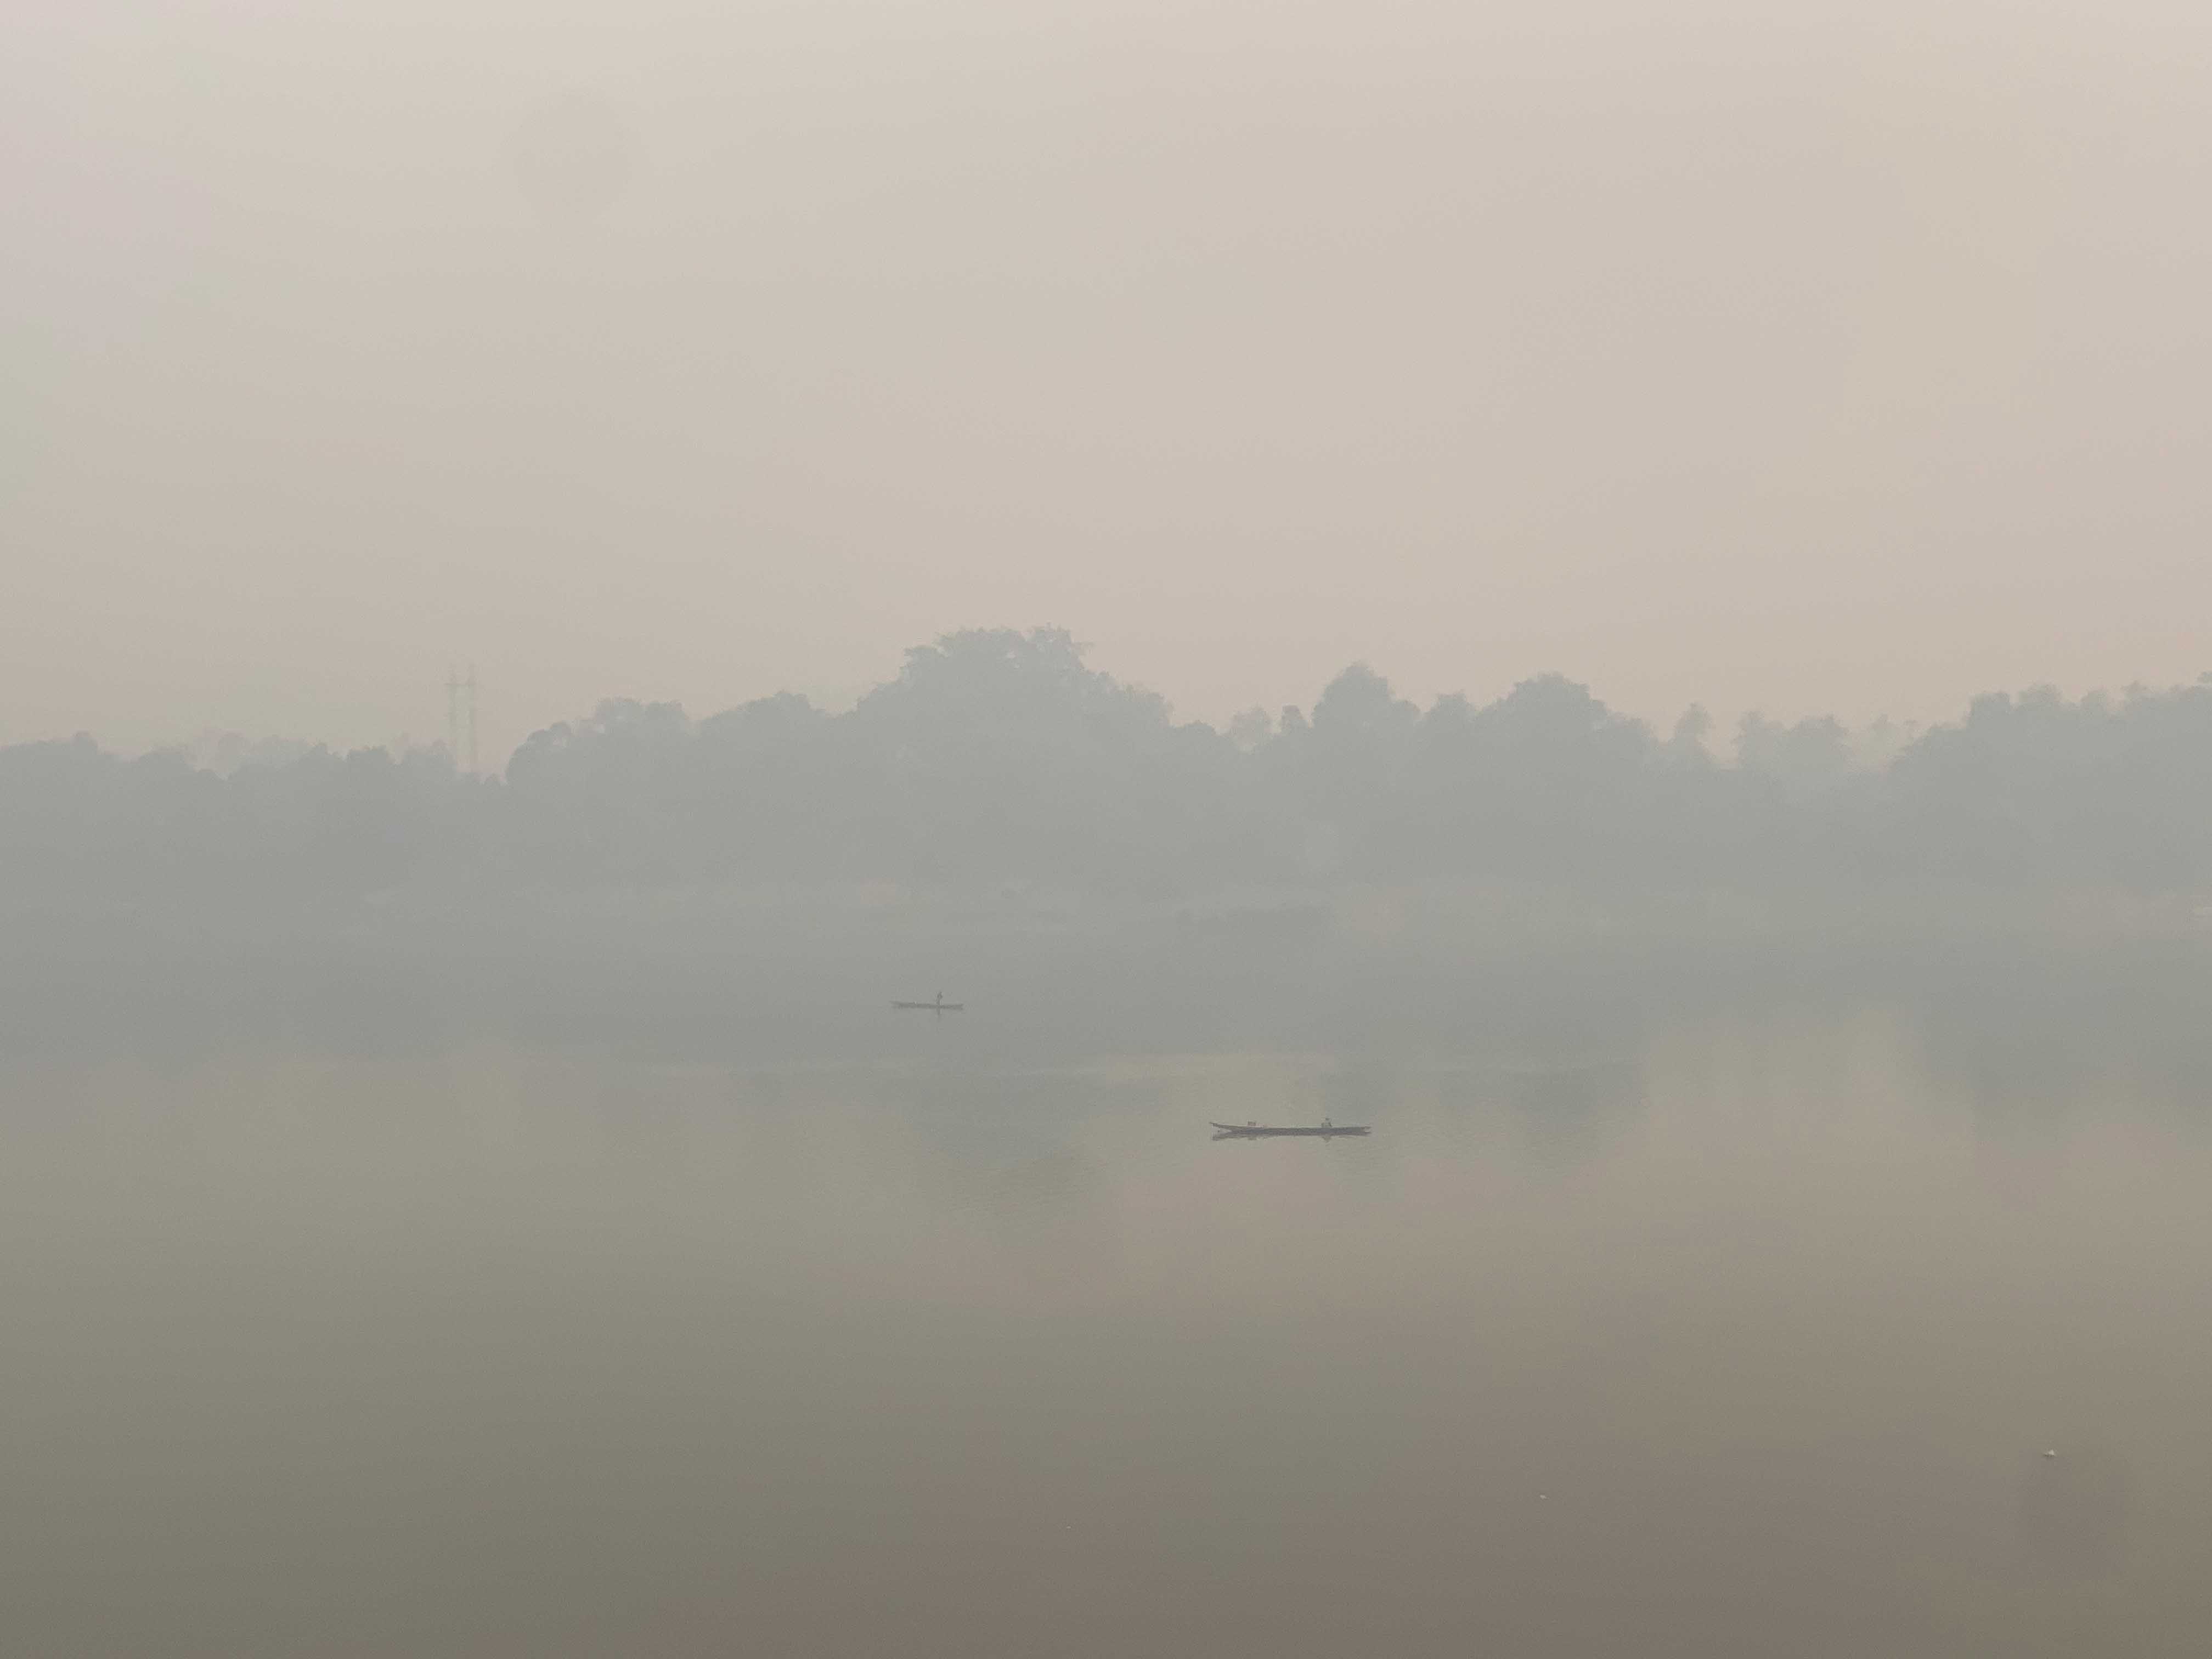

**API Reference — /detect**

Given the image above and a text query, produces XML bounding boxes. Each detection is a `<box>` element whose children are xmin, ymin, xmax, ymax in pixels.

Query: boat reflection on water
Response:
<box><xmin>891</xmin><ymin>991</ymin><xmax>963</xmax><ymax>1013</ymax></box>
<box><xmin>1210</xmin><ymin>1118</ymin><xmax>1369</xmax><ymax>1139</ymax></box>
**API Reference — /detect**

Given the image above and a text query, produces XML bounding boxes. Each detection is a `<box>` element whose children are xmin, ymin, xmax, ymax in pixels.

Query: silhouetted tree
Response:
<box><xmin>9</xmin><ymin>634</ymin><xmax>2212</xmax><ymax>907</ymax></box>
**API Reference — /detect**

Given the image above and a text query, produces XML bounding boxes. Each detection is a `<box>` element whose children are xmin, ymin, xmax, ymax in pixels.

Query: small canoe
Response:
<box><xmin>1210</xmin><ymin>1122</ymin><xmax>1369</xmax><ymax>1137</ymax></box>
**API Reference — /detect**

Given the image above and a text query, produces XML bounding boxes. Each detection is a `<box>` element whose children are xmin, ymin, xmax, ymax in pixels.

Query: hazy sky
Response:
<box><xmin>10</xmin><ymin>0</ymin><xmax>2211</xmax><ymax>762</ymax></box>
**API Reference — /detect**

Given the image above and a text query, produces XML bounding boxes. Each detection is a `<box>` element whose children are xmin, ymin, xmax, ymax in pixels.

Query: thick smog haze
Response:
<box><xmin>18</xmin><ymin>8</ymin><xmax>2212</xmax><ymax>1655</ymax></box>
<box><xmin>12</xmin><ymin>0</ymin><xmax>2212</xmax><ymax>757</ymax></box>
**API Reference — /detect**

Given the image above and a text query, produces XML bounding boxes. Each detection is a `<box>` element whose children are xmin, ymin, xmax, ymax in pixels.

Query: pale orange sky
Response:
<box><xmin>9</xmin><ymin>0</ymin><xmax>2211</xmax><ymax>764</ymax></box>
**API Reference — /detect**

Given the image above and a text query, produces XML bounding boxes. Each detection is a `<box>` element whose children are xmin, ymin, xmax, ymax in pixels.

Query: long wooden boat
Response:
<box><xmin>1210</xmin><ymin>1121</ymin><xmax>1369</xmax><ymax>1137</ymax></box>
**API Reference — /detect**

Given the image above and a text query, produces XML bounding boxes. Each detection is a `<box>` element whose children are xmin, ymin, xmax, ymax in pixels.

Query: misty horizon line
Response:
<box><xmin>28</xmin><ymin>629</ymin><xmax>2212</xmax><ymax>781</ymax></box>
<box><xmin>13</xmin><ymin>626</ymin><xmax>2212</xmax><ymax>905</ymax></box>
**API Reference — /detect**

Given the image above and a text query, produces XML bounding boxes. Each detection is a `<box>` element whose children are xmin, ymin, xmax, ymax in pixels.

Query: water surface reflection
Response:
<box><xmin>3</xmin><ymin>990</ymin><xmax>2209</xmax><ymax>1656</ymax></box>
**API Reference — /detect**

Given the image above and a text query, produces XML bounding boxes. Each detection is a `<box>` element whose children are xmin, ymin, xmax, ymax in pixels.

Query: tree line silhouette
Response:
<box><xmin>7</xmin><ymin>628</ymin><xmax>2212</xmax><ymax>901</ymax></box>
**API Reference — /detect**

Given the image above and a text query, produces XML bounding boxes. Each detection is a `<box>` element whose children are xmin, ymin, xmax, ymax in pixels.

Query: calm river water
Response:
<box><xmin>5</xmin><ymin>992</ymin><xmax>2210</xmax><ymax>1655</ymax></box>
